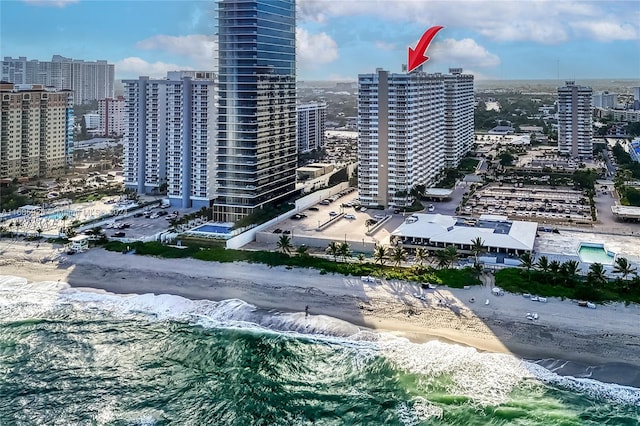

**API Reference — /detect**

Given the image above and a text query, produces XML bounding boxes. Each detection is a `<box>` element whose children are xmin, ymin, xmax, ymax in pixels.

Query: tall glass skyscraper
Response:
<box><xmin>214</xmin><ymin>0</ymin><xmax>297</xmax><ymax>222</ymax></box>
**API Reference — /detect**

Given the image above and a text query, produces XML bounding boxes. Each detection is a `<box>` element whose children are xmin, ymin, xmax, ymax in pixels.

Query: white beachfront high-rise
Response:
<box><xmin>297</xmin><ymin>102</ymin><xmax>326</xmax><ymax>153</ymax></box>
<box><xmin>442</xmin><ymin>68</ymin><xmax>474</xmax><ymax>167</ymax></box>
<box><xmin>123</xmin><ymin>71</ymin><xmax>216</xmax><ymax>208</ymax></box>
<box><xmin>557</xmin><ymin>81</ymin><xmax>593</xmax><ymax>158</ymax></box>
<box><xmin>358</xmin><ymin>69</ymin><xmax>445</xmax><ymax>208</ymax></box>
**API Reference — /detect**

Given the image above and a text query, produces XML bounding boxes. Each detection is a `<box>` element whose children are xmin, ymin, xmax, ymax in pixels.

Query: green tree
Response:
<box><xmin>613</xmin><ymin>257</ymin><xmax>636</xmax><ymax>282</ymax></box>
<box><xmin>536</xmin><ymin>256</ymin><xmax>551</xmax><ymax>282</ymax></box>
<box><xmin>414</xmin><ymin>247</ymin><xmax>429</xmax><ymax>266</ymax></box>
<box><xmin>338</xmin><ymin>241</ymin><xmax>352</xmax><ymax>262</ymax></box>
<box><xmin>549</xmin><ymin>260</ymin><xmax>561</xmax><ymax>285</ymax></box>
<box><xmin>499</xmin><ymin>152</ymin><xmax>515</xmax><ymax>167</ymax></box>
<box><xmin>326</xmin><ymin>241</ymin><xmax>341</xmax><ymax>262</ymax></box>
<box><xmin>587</xmin><ymin>262</ymin><xmax>608</xmax><ymax>288</ymax></box>
<box><xmin>519</xmin><ymin>252</ymin><xmax>535</xmax><ymax>282</ymax></box>
<box><xmin>391</xmin><ymin>246</ymin><xmax>407</xmax><ymax>267</ymax></box>
<box><xmin>36</xmin><ymin>228</ymin><xmax>43</xmax><ymax>239</ymax></box>
<box><xmin>295</xmin><ymin>245</ymin><xmax>309</xmax><ymax>257</ymax></box>
<box><xmin>445</xmin><ymin>245</ymin><xmax>458</xmax><ymax>267</ymax></box>
<box><xmin>276</xmin><ymin>234</ymin><xmax>293</xmax><ymax>255</ymax></box>
<box><xmin>470</xmin><ymin>237</ymin><xmax>485</xmax><ymax>265</ymax></box>
<box><xmin>560</xmin><ymin>260</ymin><xmax>580</xmax><ymax>287</ymax></box>
<box><xmin>373</xmin><ymin>245</ymin><xmax>388</xmax><ymax>265</ymax></box>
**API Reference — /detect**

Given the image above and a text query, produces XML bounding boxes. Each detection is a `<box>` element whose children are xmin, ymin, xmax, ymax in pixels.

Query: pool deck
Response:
<box><xmin>535</xmin><ymin>229</ymin><xmax>640</xmax><ymax>272</ymax></box>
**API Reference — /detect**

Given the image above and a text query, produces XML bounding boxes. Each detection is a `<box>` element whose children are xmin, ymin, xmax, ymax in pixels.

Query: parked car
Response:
<box><xmin>133</xmin><ymin>212</ymin><xmax>144</xmax><ymax>218</ymax></box>
<box><xmin>113</xmin><ymin>231</ymin><xmax>126</xmax><ymax>237</ymax></box>
<box><xmin>344</xmin><ymin>214</ymin><xmax>356</xmax><ymax>220</ymax></box>
<box><xmin>308</xmin><ymin>206</ymin><xmax>319</xmax><ymax>211</ymax></box>
<box><xmin>329</xmin><ymin>211</ymin><xmax>338</xmax><ymax>216</ymax></box>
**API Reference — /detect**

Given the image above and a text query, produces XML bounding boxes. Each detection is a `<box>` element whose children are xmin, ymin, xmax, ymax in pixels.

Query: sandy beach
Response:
<box><xmin>2</xmin><ymin>240</ymin><xmax>640</xmax><ymax>387</ymax></box>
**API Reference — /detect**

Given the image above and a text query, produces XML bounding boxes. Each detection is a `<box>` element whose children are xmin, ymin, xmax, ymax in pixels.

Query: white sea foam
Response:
<box><xmin>523</xmin><ymin>361</ymin><xmax>640</xmax><ymax>407</ymax></box>
<box><xmin>1</xmin><ymin>275</ymin><xmax>639</xmax><ymax>409</ymax></box>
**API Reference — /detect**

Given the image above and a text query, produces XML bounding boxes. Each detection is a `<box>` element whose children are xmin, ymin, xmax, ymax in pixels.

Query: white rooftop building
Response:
<box><xmin>391</xmin><ymin>214</ymin><xmax>537</xmax><ymax>256</ymax></box>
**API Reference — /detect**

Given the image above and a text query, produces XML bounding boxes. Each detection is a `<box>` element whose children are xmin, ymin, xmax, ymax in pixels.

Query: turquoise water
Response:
<box><xmin>40</xmin><ymin>211</ymin><xmax>75</xmax><ymax>220</ymax></box>
<box><xmin>1</xmin><ymin>276</ymin><xmax>638</xmax><ymax>425</ymax></box>
<box><xmin>578</xmin><ymin>244</ymin><xmax>616</xmax><ymax>265</ymax></box>
<box><xmin>193</xmin><ymin>223</ymin><xmax>232</xmax><ymax>234</ymax></box>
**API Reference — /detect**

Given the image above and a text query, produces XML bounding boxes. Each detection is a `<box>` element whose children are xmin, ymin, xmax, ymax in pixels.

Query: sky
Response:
<box><xmin>1</xmin><ymin>0</ymin><xmax>639</xmax><ymax>82</ymax></box>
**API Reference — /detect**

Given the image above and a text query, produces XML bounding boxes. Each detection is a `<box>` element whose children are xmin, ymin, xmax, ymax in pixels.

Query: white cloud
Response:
<box><xmin>297</xmin><ymin>0</ymin><xmax>639</xmax><ymax>44</ymax></box>
<box><xmin>570</xmin><ymin>20</ymin><xmax>639</xmax><ymax>41</ymax></box>
<box><xmin>375</xmin><ymin>41</ymin><xmax>396</xmax><ymax>51</ymax></box>
<box><xmin>430</xmin><ymin>38</ymin><xmax>500</xmax><ymax>68</ymax></box>
<box><xmin>21</xmin><ymin>0</ymin><xmax>78</xmax><ymax>6</ymax></box>
<box><xmin>115</xmin><ymin>57</ymin><xmax>192</xmax><ymax>79</ymax></box>
<box><xmin>136</xmin><ymin>34</ymin><xmax>216</xmax><ymax>69</ymax></box>
<box><xmin>296</xmin><ymin>28</ymin><xmax>339</xmax><ymax>69</ymax></box>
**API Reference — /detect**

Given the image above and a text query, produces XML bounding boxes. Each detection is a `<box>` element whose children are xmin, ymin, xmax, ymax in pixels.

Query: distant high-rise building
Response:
<box><xmin>633</xmin><ymin>87</ymin><xmax>640</xmax><ymax>110</ymax></box>
<box><xmin>83</xmin><ymin>113</ymin><xmax>100</xmax><ymax>130</ymax></box>
<box><xmin>442</xmin><ymin>68</ymin><xmax>474</xmax><ymax>167</ymax></box>
<box><xmin>592</xmin><ymin>91</ymin><xmax>617</xmax><ymax>109</ymax></box>
<box><xmin>214</xmin><ymin>0</ymin><xmax>297</xmax><ymax>222</ymax></box>
<box><xmin>297</xmin><ymin>102</ymin><xmax>326</xmax><ymax>153</ymax></box>
<box><xmin>0</xmin><ymin>82</ymin><xmax>74</xmax><ymax>179</ymax></box>
<box><xmin>123</xmin><ymin>71</ymin><xmax>216</xmax><ymax>208</ymax></box>
<box><xmin>98</xmin><ymin>96</ymin><xmax>125</xmax><ymax>137</ymax></box>
<box><xmin>557</xmin><ymin>81</ymin><xmax>593</xmax><ymax>158</ymax></box>
<box><xmin>358</xmin><ymin>68</ymin><xmax>445</xmax><ymax>208</ymax></box>
<box><xmin>1</xmin><ymin>55</ymin><xmax>114</xmax><ymax>104</ymax></box>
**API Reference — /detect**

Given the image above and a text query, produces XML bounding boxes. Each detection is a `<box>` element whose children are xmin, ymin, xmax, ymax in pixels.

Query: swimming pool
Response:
<box><xmin>191</xmin><ymin>223</ymin><xmax>234</xmax><ymax>235</ymax></box>
<box><xmin>578</xmin><ymin>243</ymin><xmax>615</xmax><ymax>265</ymax></box>
<box><xmin>40</xmin><ymin>211</ymin><xmax>75</xmax><ymax>220</ymax></box>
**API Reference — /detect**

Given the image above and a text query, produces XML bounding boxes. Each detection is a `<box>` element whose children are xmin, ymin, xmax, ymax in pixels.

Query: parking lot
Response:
<box><xmin>258</xmin><ymin>188</ymin><xmax>405</xmax><ymax>252</ymax></box>
<box><xmin>460</xmin><ymin>184</ymin><xmax>593</xmax><ymax>225</ymax></box>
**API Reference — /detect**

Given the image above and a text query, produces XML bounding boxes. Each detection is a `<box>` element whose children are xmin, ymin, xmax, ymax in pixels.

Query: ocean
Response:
<box><xmin>1</xmin><ymin>275</ymin><xmax>638</xmax><ymax>425</ymax></box>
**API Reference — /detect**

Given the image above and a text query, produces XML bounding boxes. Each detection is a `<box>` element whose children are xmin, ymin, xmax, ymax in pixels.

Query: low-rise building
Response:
<box><xmin>391</xmin><ymin>213</ymin><xmax>537</xmax><ymax>256</ymax></box>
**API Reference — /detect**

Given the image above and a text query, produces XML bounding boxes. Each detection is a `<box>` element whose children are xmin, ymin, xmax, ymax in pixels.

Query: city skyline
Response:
<box><xmin>1</xmin><ymin>0</ymin><xmax>639</xmax><ymax>81</ymax></box>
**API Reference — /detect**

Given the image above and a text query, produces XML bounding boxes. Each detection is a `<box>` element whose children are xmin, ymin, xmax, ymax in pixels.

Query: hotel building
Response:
<box><xmin>297</xmin><ymin>102</ymin><xmax>326</xmax><ymax>153</ymax></box>
<box><xmin>123</xmin><ymin>71</ymin><xmax>216</xmax><ymax>208</ymax></box>
<box><xmin>213</xmin><ymin>0</ymin><xmax>297</xmax><ymax>222</ymax></box>
<box><xmin>357</xmin><ymin>68</ymin><xmax>445</xmax><ymax>208</ymax></box>
<box><xmin>2</xmin><ymin>55</ymin><xmax>114</xmax><ymax>104</ymax></box>
<box><xmin>557</xmin><ymin>81</ymin><xmax>593</xmax><ymax>158</ymax></box>
<box><xmin>0</xmin><ymin>83</ymin><xmax>74</xmax><ymax>180</ymax></box>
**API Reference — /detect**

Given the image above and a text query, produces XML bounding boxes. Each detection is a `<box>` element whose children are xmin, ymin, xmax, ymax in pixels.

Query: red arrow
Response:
<box><xmin>408</xmin><ymin>25</ymin><xmax>444</xmax><ymax>72</ymax></box>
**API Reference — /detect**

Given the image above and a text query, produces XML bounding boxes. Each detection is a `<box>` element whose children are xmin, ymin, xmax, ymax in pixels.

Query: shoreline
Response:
<box><xmin>3</xmin><ymin>241</ymin><xmax>640</xmax><ymax>388</ymax></box>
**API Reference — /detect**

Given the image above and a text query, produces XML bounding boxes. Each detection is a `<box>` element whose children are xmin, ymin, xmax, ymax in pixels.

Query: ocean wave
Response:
<box><xmin>1</xmin><ymin>275</ymin><xmax>639</xmax><ymax>410</ymax></box>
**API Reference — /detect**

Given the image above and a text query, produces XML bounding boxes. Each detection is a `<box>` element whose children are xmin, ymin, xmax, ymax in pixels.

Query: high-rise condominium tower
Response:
<box><xmin>297</xmin><ymin>102</ymin><xmax>326</xmax><ymax>153</ymax></box>
<box><xmin>2</xmin><ymin>55</ymin><xmax>114</xmax><ymax>104</ymax></box>
<box><xmin>358</xmin><ymin>69</ymin><xmax>445</xmax><ymax>208</ymax></box>
<box><xmin>557</xmin><ymin>81</ymin><xmax>593</xmax><ymax>158</ymax></box>
<box><xmin>98</xmin><ymin>96</ymin><xmax>125</xmax><ymax>137</ymax></box>
<box><xmin>123</xmin><ymin>71</ymin><xmax>216</xmax><ymax>208</ymax></box>
<box><xmin>214</xmin><ymin>0</ymin><xmax>297</xmax><ymax>222</ymax></box>
<box><xmin>442</xmin><ymin>68</ymin><xmax>474</xmax><ymax>167</ymax></box>
<box><xmin>0</xmin><ymin>83</ymin><xmax>74</xmax><ymax>180</ymax></box>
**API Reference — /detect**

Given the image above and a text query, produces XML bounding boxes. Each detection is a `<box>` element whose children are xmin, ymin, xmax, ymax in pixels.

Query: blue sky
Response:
<box><xmin>1</xmin><ymin>0</ymin><xmax>639</xmax><ymax>81</ymax></box>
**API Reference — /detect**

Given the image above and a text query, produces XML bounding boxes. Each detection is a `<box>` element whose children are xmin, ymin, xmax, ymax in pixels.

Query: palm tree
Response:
<box><xmin>560</xmin><ymin>260</ymin><xmax>580</xmax><ymax>287</ymax></box>
<box><xmin>613</xmin><ymin>257</ymin><xmax>636</xmax><ymax>282</ymax></box>
<box><xmin>519</xmin><ymin>252</ymin><xmax>535</xmax><ymax>281</ymax></box>
<box><xmin>445</xmin><ymin>245</ymin><xmax>458</xmax><ymax>267</ymax></box>
<box><xmin>435</xmin><ymin>250</ymin><xmax>450</xmax><ymax>269</ymax></box>
<box><xmin>414</xmin><ymin>247</ymin><xmax>429</xmax><ymax>266</ymax></box>
<box><xmin>276</xmin><ymin>234</ymin><xmax>293</xmax><ymax>255</ymax></box>
<box><xmin>390</xmin><ymin>246</ymin><xmax>407</xmax><ymax>267</ymax></box>
<box><xmin>470</xmin><ymin>237</ymin><xmax>485</xmax><ymax>265</ymax></box>
<box><xmin>373</xmin><ymin>245</ymin><xmax>388</xmax><ymax>266</ymax></box>
<box><xmin>326</xmin><ymin>241</ymin><xmax>341</xmax><ymax>262</ymax></box>
<box><xmin>536</xmin><ymin>256</ymin><xmax>551</xmax><ymax>282</ymax></box>
<box><xmin>549</xmin><ymin>260</ymin><xmax>561</xmax><ymax>285</ymax></box>
<box><xmin>36</xmin><ymin>228</ymin><xmax>43</xmax><ymax>239</ymax></box>
<box><xmin>338</xmin><ymin>242</ymin><xmax>352</xmax><ymax>262</ymax></box>
<box><xmin>587</xmin><ymin>262</ymin><xmax>608</xmax><ymax>288</ymax></box>
<box><xmin>295</xmin><ymin>245</ymin><xmax>309</xmax><ymax>257</ymax></box>
<box><xmin>357</xmin><ymin>253</ymin><xmax>366</xmax><ymax>264</ymax></box>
